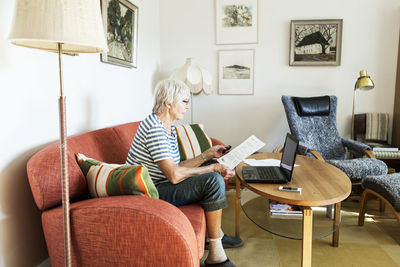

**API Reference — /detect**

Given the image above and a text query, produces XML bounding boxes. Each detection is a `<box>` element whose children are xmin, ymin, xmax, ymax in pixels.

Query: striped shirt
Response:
<box><xmin>126</xmin><ymin>113</ymin><xmax>180</xmax><ymax>185</ymax></box>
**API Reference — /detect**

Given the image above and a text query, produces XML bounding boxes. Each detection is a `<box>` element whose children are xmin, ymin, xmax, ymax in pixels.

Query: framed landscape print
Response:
<box><xmin>101</xmin><ymin>0</ymin><xmax>138</xmax><ymax>68</ymax></box>
<box><xmin>215</xmin><ymin>0</ymin><xmax>258</xmax><ymax>44</ymax></box>
<box><xmin>218</xmin><ymin>49</ymin><xmax>254</xmax><ymax>95</ymax></box>
<box><xmin>289</xmin><ymin>19</ymin><xmax>343</xmax><ymax>66</ymax></box>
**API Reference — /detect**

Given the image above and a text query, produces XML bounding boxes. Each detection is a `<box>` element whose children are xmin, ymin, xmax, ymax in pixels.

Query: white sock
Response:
<box><xmin>206</xmin><ymin>236</ymin><xmax>227</xmax><ymax>264</ymax></box>
<box><xmin>206</xmin><ymin>228</ymin><xmax>224</xmax><ymax>242</ymax></box>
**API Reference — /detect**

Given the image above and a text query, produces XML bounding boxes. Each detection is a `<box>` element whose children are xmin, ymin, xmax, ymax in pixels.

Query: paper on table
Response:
<box><xmin>244</xmin><ymin>158</ymin><xmax>299</xmax><ymax>167</ymax></box>
<box><xmin>244</xmin><ymin>158</ymin><xmax>280</xmax><ymax>166</ymax></box>
<box><xmin>217</xmin><ymin>135</ymin><xmax>265</xmax><ymax>170</ymax></box>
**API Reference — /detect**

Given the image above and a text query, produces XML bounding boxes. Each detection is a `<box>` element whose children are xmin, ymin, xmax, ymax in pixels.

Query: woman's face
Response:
<box><xmin>170</xmin><ymin>98</ymin><xmax>190</xmax><ymax>121</ymax></box>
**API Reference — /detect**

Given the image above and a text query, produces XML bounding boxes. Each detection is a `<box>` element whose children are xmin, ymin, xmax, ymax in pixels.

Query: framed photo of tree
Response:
<box><xmin>101</xmin><ymin>0</ymin><xmax>138</xmax><ymax>68</ymax></box>
<box><xmin>218</xmin><ymin>49</ymin><xmax>254</xmax><ymax>95</ymax></box>
<box><xmin>215</xmin><ymin>0</ymin><xmax>258</xmax><ymax>44</ymax></box>
<box><xmin>289</xmin><ymin>19</ymin><xmax>343</xmax><ymax>66</ymax></box>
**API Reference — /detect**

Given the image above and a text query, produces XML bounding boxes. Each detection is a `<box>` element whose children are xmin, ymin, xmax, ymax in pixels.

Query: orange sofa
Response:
<box><xmin>27</xmin><ymin>121</ymin><xmax>224</xmax><ymax>267</ymax></box>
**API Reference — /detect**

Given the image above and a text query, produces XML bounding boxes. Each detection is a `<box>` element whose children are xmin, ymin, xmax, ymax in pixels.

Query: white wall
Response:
<box><xmin>0</xmin><ymin>0</ymin><xmax>160</xmax><ymax>266</ymax></box>
<box><xmin>160</xmin><ymin>0</ymin><xmax>400</xmax><ymax>151</ymax></box>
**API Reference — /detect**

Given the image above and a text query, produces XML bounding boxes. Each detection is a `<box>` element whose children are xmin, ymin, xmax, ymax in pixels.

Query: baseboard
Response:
<box><xmin>37</xmin><ymin>258</ymin><xmax>50</xmax><ymax>267</ymax></box>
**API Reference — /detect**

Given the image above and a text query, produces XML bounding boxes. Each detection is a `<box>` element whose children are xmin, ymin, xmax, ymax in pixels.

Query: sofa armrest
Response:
<box><xmin>342</xmin><ymin>138</ymin><xmax>371</xmax><ymax>157</ymax></box>
<box><xmin>42</xmin><ymin>196</ymin><xmax>201</xmax><ymax>267</ymax></box>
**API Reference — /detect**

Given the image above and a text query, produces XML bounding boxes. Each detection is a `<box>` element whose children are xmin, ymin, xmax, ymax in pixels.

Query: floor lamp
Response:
<box><xmin>351</xmin><ymin>70</ymin><xmax>375</xmax><ymax>139</ymax></box>
<box><xmin>8</xmin><ymin>0</ymin><xmax>108</xmax><ymax>266</ymax></box>
<box><xmin>170</xmin><ymin>58</ymin><xmax>212</xmax><ymax>123</ymax></box>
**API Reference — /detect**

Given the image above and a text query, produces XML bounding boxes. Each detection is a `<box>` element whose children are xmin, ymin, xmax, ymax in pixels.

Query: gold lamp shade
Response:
<box><xmin>355</xmin><ymin>70</ymin><xmax>374</xmax><ymax>91</ymax></box>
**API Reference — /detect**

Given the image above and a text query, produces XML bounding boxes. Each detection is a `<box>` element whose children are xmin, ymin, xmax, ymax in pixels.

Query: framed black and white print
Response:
<box><xmin>289</xmin><ymin>19</ymin><xmax>343</xmax><ymax>66</ymax></box>
<box><xmin>101</xmin><ymin>0</ymin><xmax>138</xmax><ymax>68</ymax></box>
<box><xmin>218</xmin><ymin>49</ymin><xmax>254</xmax><ymax>95</ymax></box>
<box><xmin>215</xmin><ymin>0</ymin><xmax>258</xmax><ymax>44</ymax></box>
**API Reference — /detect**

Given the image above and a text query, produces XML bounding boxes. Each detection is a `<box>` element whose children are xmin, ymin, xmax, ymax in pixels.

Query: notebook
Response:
<box><xmin>242</xmin><ymin>133</ymin><xmax>299</xmax><ymax>184</ymax></box>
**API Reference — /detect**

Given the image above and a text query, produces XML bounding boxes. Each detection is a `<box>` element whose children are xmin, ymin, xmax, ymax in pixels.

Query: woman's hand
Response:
<box><xmin>203</xmin><ymin>145</ymin><xmax>229</xmax><ymax>160</ymax></box>
<box><xmin>213</xmin><ymin>163</ymin><xmax>236</xmax><ymax>179</ymax></box>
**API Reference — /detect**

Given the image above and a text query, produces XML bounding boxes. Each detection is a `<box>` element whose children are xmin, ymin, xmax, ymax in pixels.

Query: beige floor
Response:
<box><xmin>201</xmin><ymin>189</ymin><xmax>400</xmax><ymax>267</ymax></box>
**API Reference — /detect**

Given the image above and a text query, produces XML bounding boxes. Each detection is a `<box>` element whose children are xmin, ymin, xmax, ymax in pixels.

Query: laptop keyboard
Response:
<box><xmin>257</xmin><ymin>167</ymin><xmax>280</xmax><ymax>178</ymax></box>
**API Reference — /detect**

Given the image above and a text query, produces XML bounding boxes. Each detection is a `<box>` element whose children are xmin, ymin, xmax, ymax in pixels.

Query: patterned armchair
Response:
<box><xmin>281</xmin><ymin>95</ymin><xmax>388</xmax><ymax>185</ymax></box>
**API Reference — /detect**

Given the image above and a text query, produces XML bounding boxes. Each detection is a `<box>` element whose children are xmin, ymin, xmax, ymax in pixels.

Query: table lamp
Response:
<box><xmin>170</xmin><ymin>58</ymin><xmax>212</xmax><ymax>123</ymax></box>
<box><xmin>8</xmin><ymin>0</ymin><xmax>108</xmax><ymax>266</ymax></box>
<box><xmin>351</xmin><ymin>70</ymin><xmax>375</xmax><ymax>139</ymax></box>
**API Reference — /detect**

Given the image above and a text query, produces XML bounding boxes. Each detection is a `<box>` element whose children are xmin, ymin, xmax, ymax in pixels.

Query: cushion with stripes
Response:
<box><xmin>174</xmin><ymin>124</ymin><xmax>213</xmax><ymax>161</ymax></box>
<box><xmin>75</xmin><ymin>153</ymin><xmax>159</xmax><ymax>198</ymax></box>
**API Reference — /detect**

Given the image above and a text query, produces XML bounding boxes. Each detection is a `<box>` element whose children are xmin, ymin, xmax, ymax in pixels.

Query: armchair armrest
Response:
<box><xmin>297</xmin><ymin>143</ymin><xmax>309</xmax><ymax>156</ymax></box>
<box><xmin>342</xmin><ymin>138</ymin><xmax>372</xmax><ymax>157</ymax></box>
<box><xmin>308</xmin><ymin>150</ymin><xmax>325</xmax><ymax>161</ymax></box>
<box><xmin>294</xmin><ymin>142</ymin><xmax>325</xmax><ymax>161</ymax></box>
<box><xmin>42</xmin><ymin>195</ymin><xmax>201</xmax><ymax>267</ymax></box>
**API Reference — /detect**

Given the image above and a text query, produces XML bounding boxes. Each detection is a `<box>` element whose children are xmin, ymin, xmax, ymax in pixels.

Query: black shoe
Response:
<box><xmin>205</xmin><ymin>235</ymin><xmax>243</xmax><ymax>250</ymax></box>
<box><xmin>205</xmin><ymin>258</ymin><xmax>236</xmax><ymax>267</ymax></box>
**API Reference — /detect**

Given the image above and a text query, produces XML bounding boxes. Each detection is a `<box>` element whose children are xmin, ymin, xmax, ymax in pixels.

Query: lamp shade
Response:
<box><xmin>171</xmin><ymin>58</ymin><xmax>212</xmax><ymax>95</ymax></box>
<box><xmin>8</xmin><ymin>0</ymin><xmax>108</xmax><ymax>54</ymax></box>
<box><xmin>355</xmin><ymin>70</ymin><xmax>374</xmax><ymax>91</ymax></box>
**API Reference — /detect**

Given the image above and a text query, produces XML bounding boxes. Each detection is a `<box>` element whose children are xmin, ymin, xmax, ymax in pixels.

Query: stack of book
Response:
<box><xmin>269</xmin><ymin>200</ymin><xmax>302</xmax><ymax>219</ymax></box>
<box><xmin>366</xmin><ymin>142</ymin><xmax>399</xmax><ymax>152</ymax></box>
<box><xmin>372</xmin><ymin>147</ymin><xmax>399</xmax><ymax>152</ymax></box>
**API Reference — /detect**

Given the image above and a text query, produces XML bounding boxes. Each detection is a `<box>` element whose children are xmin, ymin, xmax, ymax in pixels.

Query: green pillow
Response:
<box><xmin>174</xmin><ymin>124</ymin><xmax>213</xmax><ymax>161</ymax></box>
<box><xmin>75</xmin><ymin>153</ymin><xmax>159</xmax><ymax>198</ymax></box>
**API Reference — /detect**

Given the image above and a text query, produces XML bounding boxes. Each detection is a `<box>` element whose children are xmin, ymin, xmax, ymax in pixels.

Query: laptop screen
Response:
<box><xmin>280</xmin><ymin>133</ymin><xmax>299</xmax><ymax>180</ymax></box>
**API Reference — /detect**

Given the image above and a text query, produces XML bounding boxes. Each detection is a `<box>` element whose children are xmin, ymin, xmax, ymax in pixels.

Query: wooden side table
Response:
<box><xmin>235</xmin><ymin>153</ymin><xmax>351</xmax><ymax>267</ymax></box>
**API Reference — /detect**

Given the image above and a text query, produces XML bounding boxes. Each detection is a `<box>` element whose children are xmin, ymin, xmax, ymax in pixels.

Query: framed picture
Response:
<box><xmin>101</xmin><ymin>0</ymin><xmax>138</xmax><ymax>68</ymax></box>
<box><xmin>289</xmin><ymin>19</ymin><xmax>343</xmax><ymax>66</ymax></box>
<box><xmin>215</xmin><ymin>0</ymin><xmax>258</xmax><ymax>45</ymax></box>
<box><xmin>218</xmin><ymin>49</ymin><xmax>254</xmax><ymax>95</ymax></box>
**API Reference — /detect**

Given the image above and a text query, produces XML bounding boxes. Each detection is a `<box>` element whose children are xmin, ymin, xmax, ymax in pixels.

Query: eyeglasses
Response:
<box><xmin>182</xmin><ymin>99</ymin><xmax>190</xmax><ymax>105</ymax></box>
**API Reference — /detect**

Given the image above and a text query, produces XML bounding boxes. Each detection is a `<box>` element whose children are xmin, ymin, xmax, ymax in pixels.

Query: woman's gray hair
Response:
<box><xmin>152</xmin><ymin>78</ymin><xmax>191</xmax><ymax>114</ymax></box>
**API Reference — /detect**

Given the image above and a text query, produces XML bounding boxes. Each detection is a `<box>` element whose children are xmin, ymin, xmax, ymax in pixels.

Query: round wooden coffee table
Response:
<box><xmin>235</xmin><ymin>153</ymin><xmax>351</xmax><ymax>267</ymax></box>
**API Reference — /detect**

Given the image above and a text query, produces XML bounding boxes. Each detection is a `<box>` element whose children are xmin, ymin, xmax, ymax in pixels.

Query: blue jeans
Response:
<box><xmin>156</xmin><ymin>171</ymin><xmax>228</xmax><ymax>212</ymax></box>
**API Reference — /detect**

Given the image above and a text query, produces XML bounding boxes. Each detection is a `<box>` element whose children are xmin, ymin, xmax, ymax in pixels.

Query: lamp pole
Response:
<box><xmin>351</xmin><ymin>70</ymin><xmax>374</xmax><ymax>140</ymax></box>
<box><xmin>57</xmin><ymin>43</ymin><xmax>72</xmax><ymax>267</ymax></box>
<box><xmin>351</xmin><ymin>87</ymin><xmax>357</xmax><ymax>140</ymax></box>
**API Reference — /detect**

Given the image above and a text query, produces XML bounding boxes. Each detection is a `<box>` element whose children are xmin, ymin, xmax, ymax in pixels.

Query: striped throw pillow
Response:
<box><xmin>174</xmin><ymin>124</ymin><xmax>213</xmax><ymax>161</ymax></box>
<box><xmin>76</xmin><ymin>153</ymin><xmax>159</xmax><ymax>198</ymax></box>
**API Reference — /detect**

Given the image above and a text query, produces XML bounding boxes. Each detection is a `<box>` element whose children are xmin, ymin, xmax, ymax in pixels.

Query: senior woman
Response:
<box><xmin>126</xmin><ymin>79</ymin><xmax>240</xmax><ymax>267</ymax></box>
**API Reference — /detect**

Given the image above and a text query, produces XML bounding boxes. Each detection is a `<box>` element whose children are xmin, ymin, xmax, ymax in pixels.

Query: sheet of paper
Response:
<box><xmin>217</xmin><ymin>135</ymin><xmax>265</xmax><ymax>169</ymax></box>
<box><xmin>244</xmin><ymin>158</ymin><xmax>280</xmax><ymax>166</ymax></box>
<box><xmin>244</xmin><ymin>158</ymin><xmax>299</xmax><ymax>167</ymax></box>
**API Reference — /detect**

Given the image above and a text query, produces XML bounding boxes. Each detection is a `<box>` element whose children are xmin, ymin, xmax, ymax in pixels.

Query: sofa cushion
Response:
<box><xmin>326</xmin><ymin>158</ymin><xmax>388</xmax><ymax>179</ymax></box>
<box><xmin>362</xmin><ymin>173</ymin><xmax>400</xmax><ymax>211</ymax></box>
<box><xmin>175</xmin><ymin>124</ymin><xmax>213</xmax><ymax>161</ymax></box>
<box><xmin>76</xmin><ymin>153</ymin><xmax>159</xmax><ymax>198</ymax></box>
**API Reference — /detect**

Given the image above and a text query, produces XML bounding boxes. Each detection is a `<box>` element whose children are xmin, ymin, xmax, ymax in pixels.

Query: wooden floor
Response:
<box><xmin>201</xmin><ymin>189</ymin><xmax>400</xmax><ymax>267</ymax></box>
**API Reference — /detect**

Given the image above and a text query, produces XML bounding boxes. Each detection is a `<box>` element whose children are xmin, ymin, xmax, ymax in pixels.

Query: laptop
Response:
<box><xmin>242</xmin><ymin>133</ymin><xmax>299</xmax><ymax>184</ymax></box>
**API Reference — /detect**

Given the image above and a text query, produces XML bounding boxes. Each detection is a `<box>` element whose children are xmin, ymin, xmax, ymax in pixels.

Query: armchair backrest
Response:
<box><xmin>281</xmin><ymin>95</ymin><xmax>346</xmax><ymax>160</ymax></box>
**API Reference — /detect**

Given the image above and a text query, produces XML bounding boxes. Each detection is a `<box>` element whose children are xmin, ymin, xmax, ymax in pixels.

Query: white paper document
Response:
<box><xmin>243</xmin><ymin>158</ymin><xmax>299</xmax><ymax>167</ymax></box>
<box><xmin>243</xmin><ymin>158</ymin><xmax>281</xmax><ymax>166</ymax></box>
<box><xmin>217</xmin><ymin>135</ymin><xmax>265</xmax><ymax>170</ymax></box>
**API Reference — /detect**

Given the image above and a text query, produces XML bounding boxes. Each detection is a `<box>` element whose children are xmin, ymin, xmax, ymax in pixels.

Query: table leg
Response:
<box><xmin>235</xmin><ymin>175</ymin><xmax>241</xmax><ymax>237</ymax></box>
<box><xmin>332</xmin><ymin>202</ymin><xmax>341</xmax><ymax>247</ymax></box>
<box><xmin>301</xmin><ymin>207</ymin><xmax>313</xmax><ymax>267</ymax></box>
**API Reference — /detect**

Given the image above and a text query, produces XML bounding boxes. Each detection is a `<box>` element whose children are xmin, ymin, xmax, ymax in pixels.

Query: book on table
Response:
<box><xmin>372</xmin><ymin>147</ymin><xmax>399</xmax><ymax>152</ymax></box>
<box><xmin>366</xmin><ymin>142</ymin><xmax>399</xmax><ymax>152</ymax></box>
<box><xmin>269</xmin><ymin>200</ymin><xmax>302</xmax><ymax>218</ymax></box>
